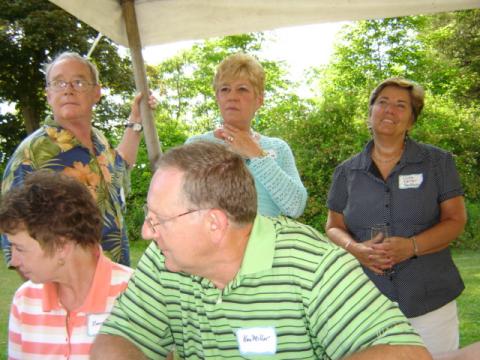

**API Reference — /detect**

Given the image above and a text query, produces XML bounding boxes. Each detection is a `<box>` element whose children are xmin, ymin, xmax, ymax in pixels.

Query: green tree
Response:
<box><xmin>420</xmin><ymin>9</ymin><xmax>480</xmax><ymax>104</ymax></box>
<box><xmin>314</xmin><ymin>17</ymin><xmax>428</xmax><ymax>113</ymax></box>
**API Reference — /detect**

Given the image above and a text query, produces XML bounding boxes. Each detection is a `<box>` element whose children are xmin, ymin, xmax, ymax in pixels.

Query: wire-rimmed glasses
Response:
<box><xmin>47</xmin><ymin>79</ymin><xmax>95</xmax><ymax>92</ymax></box>
<box><xmin>143</xmin><ymin>204</ymin><xmax>203</xmax><ymax>233</ymax></box>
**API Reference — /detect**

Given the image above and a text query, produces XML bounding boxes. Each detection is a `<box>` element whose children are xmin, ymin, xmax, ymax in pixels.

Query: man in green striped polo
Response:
<box><xmin>92</xmin><ymin>141</ymin><xmax>432</xmax><ymax>360</ymax></box>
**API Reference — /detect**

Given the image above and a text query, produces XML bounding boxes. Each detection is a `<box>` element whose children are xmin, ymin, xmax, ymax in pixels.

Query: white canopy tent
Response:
<box><xmin>48</xmin><ymin>0</ymin><xmax>480</xmax><ymax>167</ymax></box>
<box><xmin>50</xmin><ymin>0</ymin><xmax>480</xmax><ymax>47</ymax></box>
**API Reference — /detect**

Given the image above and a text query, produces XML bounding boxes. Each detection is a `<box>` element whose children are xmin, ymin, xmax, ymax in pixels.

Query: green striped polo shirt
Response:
<box><xmin>100</xmin><ymin>215</ymin><xmax>424</xmax><ymax>359</ymax></box>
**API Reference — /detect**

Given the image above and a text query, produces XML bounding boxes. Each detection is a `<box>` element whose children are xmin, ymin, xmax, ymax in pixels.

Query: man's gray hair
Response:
<box><xmin>44</xmin><ymin>51</ymin><xmax>99</xmax><ymax>85</ymax></box>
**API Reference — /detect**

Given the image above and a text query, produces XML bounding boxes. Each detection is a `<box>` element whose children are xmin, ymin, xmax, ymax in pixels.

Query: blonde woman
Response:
<box><xmin>187</xmin><ymin>53</ymin><xmax>307</xmax><ymax>218</ymax></box>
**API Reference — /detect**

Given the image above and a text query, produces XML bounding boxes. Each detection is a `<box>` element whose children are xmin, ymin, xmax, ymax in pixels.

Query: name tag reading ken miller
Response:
<box><xmin>236</xmin><ymin>326</ymin><xmax>277</xmax><ymax>355</ymax></box>
<box><xmin>399</xmin><ymin>173</ymin><xmax>423</xmax><ymax>189</ymax></box>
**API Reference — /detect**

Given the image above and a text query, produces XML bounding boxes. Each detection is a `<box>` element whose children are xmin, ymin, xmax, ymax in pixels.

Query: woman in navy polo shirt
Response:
<box><xmin>325</xmin><ymin>77</ymin><xmax>466</xmax><ymax>356</ymax></box>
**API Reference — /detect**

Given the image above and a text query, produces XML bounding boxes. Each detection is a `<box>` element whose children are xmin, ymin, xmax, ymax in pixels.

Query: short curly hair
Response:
<box><xmin>0</xmin><ymin>170</ymin><xmax>102</xmax><ymax>254</ymax></box>
<box><xmin>213</xmin><ymin>53</ymin><xmax>265</xmax><ymax>97</ymax></box>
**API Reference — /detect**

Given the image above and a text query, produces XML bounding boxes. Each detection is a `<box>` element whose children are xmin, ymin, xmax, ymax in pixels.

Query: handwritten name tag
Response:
<box><xmin>399</xmin><ymin>174</ymin><xmax>423</xmax><ymax>189</ymax></box>
<box><xmin>236</xmin><ymin>326</ymin><xmax>277</xmax><ymax>355</ymax></box>
<box><xmin>87</xmin><ymin>313</ymin><xmax>109</xmax><ymax>336</ymax></box>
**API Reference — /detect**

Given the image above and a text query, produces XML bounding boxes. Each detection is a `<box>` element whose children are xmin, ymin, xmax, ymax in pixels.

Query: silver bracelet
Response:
<box><xmin>411</xmin><ymin>236</ymin><xmax>418</xmax><ymax>256</ymax></box>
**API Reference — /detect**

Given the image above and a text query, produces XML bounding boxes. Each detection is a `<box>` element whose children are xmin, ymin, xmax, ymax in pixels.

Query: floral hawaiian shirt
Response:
<box><xmin>1</xmin><ymin>119</ymin><xmax>131</xmax><ymax>266</ymax></box>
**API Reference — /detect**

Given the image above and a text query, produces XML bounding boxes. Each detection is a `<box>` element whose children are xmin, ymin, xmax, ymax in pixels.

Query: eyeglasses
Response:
<box><xmin>374</xmin><ymin>99</ymin><xmax>410</xmax><ymax>113</ymax></box>
<box><xmin>143</xmin><ymin>204</ymin><xmax>202</xmax><ymax>233</ymax></box>
<box><xmin>47</xmin><ymin>79</ymin><xmax>95</xmax><ymax>92</ymax></box>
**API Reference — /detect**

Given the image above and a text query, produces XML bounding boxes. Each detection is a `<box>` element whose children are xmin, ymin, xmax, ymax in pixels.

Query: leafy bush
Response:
<box><xmin>456</xmin><ymin>201</ymin><xmax>480</xmax><ymax>250</ymax></box>
<box><xmin>125</xmin><ymin>116</ymin><xmax>189</xmax><ymax>242</ymax></box>
<box><xmin>0</xmin><ymin>113</ymin><xmax>27</xmax><ymax>175</ymax></box>
<box><xmin>270</xmin><ymin>95</ymin><xmax>370</xmax><ymax>230</ymax></box>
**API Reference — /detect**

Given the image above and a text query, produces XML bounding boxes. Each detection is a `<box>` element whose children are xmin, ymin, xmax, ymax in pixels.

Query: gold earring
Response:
<box><xmin>58</xmin><ymin>258</ymin><xmax>65</xmax><ymax>266</ymax></box>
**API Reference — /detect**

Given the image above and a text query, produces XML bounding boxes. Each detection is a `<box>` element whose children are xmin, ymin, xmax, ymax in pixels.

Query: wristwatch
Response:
<box><xmin>125</xmin><ymin>122</ymin><xmax>143</xmax><ymax>132</ymax></box>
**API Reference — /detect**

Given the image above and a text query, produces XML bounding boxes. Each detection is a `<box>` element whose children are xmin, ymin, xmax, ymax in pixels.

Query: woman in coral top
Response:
<box><xmin>0</xmin><ymin>170</ymin><xmax>133</xmax><ymax>360</ymax></box>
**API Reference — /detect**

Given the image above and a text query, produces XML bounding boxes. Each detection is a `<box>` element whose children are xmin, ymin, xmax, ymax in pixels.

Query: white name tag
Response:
<box><xmin>236</xmin><ymin>326</ymin><xmax>277</xmax><ymax>355</ymax></box>
<box><xmin>399</xmin><ymin>173</ymin><xmax>423</xmax><ymax>189</ymax></box>
<box><xmin>87</xmin><ymin>313</ymin><xmax>109</xmax><ymax>337</ymax></box>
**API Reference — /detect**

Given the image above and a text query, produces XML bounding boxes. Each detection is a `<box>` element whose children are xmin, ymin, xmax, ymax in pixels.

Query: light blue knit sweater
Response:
<box><xmin>186</xmin><ymin>132</ymin><xmax>307</xmax><ymax>218</ymax></box>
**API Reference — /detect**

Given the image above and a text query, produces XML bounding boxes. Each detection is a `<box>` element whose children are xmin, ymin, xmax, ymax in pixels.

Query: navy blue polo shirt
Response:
<box><xmin>327</xmin><ymin>138</ymin><xmax>465</xmax><ymax>317</ymax></box>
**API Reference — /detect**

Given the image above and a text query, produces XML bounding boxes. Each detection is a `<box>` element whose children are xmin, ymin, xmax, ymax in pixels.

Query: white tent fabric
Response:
<box><xmin>50</xmin><ymin>0</ymin><xmax>480</xmax><ymax>47</ymax></box>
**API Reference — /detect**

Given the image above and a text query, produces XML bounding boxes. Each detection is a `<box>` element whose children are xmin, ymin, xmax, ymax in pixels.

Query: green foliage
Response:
<box><xmin>453</xmin><ymin>249</ymin><xmax>480</xmax><ymax>346</ymax></box>
<box><xmin>0</xmin><ymin>112</ymin><xmax>26</xmax><ymax>169</ymax></box>
<box><xmin>316</xmin><ymin>17</ymin><xmax>428</xmax><ymax>103</ymax></box>
<box><xmin>457</xmin><ymin>202</ymin><xmax>480</xmax><ymax>250</ymax></box>
<box><xmin>125</xmin><ymin>146</ymin><xmax>154</xmax><ymax>243</ymax></box>
<box><xmin>275</xmin><ymin>95</ymin><xmax>369</xmax><ymax>230</ymax></box>
<box><xmin>125</xmin><ymin>115</ymin><xmax>189</xmax><ymax>242</ymax></box>
<box><xmin>420</xmin><ymin>10</ymin><xmax>480</xmax><ymax>104</ymax></box>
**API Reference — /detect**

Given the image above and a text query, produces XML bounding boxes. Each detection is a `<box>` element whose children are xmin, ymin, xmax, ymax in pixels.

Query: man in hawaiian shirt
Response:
<box><xmin>1</xmin><ymin>51</ymin><xmax>153</xmax><ymax>266</ymax></box>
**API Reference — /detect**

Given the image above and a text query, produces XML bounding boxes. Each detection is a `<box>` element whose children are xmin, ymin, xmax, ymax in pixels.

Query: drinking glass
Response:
<box><xmin>370</xmin><ymin>224</ymin><xmax>394</xmax><ymax>276</ymax></box>
<box><xmin>370</xmin><ymin>224</ymin><xmax>388</xmax><ymax>243</ymax></box>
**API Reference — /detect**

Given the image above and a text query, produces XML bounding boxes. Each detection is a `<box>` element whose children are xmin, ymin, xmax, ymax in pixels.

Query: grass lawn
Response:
<box><xmin>1</xmin><ymin>244</ymin><xmax>478</xmax><ymax>358</ymax></box>
<box><xmin>453</xmin><ymin>249</ymin><xmax>480</xmax><ymax>346</ymax></box>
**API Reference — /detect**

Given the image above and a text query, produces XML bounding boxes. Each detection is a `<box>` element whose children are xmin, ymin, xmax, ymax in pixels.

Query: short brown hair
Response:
<box><xmin>155</xmin><ymin>141</ymin><xmax>257</xmax><ymax>224</ymax></box>
<box><xmin>369</xmin><ymin>77</ymin><xmax>425</xmax><ymax>123</ymax></box>
<box><xmin>213</xmin><ymin>53</ymin><xmax>265</xmax><ymax>97</ymax></box>
<box><xmin>0</xmin><ymin>170</ymin><xmax>102</xmax><ymax>254</ymax></box>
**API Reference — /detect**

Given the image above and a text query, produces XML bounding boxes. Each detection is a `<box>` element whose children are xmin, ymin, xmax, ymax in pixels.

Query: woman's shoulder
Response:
<box><xmin>335</xmin><ymin>150</ymin><xmax>365</xmax><ymax>171</ymax></box>
<box><xmin>111</xmin><ymin>262</ymin><xmax>134</xmax><ymax>275</ymax></box>
<box><xmin>258</xmin><ymin>134</ymin><xmax>290</xmax><ymax>149</ymax></box>
<box><xmin>12</xmin><ymin>280</ymin><xmax>44</xmax><ymax>303</ymax></box>
<box><xmin>185</xmin><ymin>131</ymin><xmax>217</xmax><ymax>144</ymax></box>
<box><xmin>409</xmin><ymin>139</ymin><xmax>453</xmax><ymax>161</ymax></box>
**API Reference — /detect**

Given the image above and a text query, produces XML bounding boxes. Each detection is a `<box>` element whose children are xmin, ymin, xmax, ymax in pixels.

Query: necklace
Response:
<box><xmin>372</xmin><ymin>148</ymin><xmax>403</xmax><ymax>163</ymax></box>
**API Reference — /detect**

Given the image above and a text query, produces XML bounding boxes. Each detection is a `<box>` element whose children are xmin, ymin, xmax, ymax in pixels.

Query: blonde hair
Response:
<box><xmin>213</xmin><ymin>53</ymin><xmax>265</xmax><ymax>97</ymax></box>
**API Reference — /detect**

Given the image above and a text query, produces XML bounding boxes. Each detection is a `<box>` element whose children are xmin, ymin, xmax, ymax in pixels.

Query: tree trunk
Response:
<box><xmin>21</xmin><ymin>104</ymin><xmax>41</xmax><ymax>134</ymax></box>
